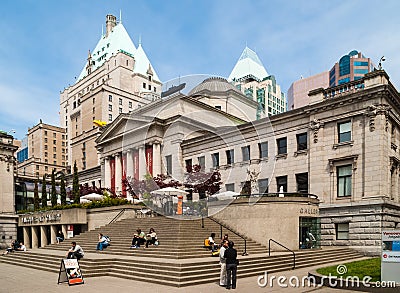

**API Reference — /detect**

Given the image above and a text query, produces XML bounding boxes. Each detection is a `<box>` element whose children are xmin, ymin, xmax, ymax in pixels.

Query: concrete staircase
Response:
<box><xmin>0</xmin><ymin>216</ymin><xmax>367</xmax><ymax>287</ymax></box>
<box><xmin>42</xmin><ymin>216</ymin><xmax>264</xmax><ymax>258</ymax></box>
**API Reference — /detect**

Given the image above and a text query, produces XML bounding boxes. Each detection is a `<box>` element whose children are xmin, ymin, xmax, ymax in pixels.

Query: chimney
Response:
<box><xmin>105</xmin><ymin>15</ymin><xmax>117</xmax><ymax>37</ymax></box>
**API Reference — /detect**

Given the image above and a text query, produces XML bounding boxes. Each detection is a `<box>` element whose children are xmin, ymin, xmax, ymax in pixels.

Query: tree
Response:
<box><xmin>41</xmin><ymin>175</ymin><xmax>47</xmax><ymax>208</ymax></box>
<box><xmin>184</xmin><ymin>164</ymin><xmax>222</xmax><ymax>199</ymax></box>
<box><xmin>60</xmin><ymin>173</ymin><xmax>67</xmax><ymax>205</ymax></box>
<box><xmin>72</xmin><ymin>161</ymin><xmax>80</xmax><ymax>204</ymax></box>
<box><xmin>51</xmin><ymin>169</ymin><xmax>57</xmax><ymax>207</ymax></box>
<box><xmin>33</xmin><ymin>180</ymin><xmax>40</xmax><ymax>210</ymax></box>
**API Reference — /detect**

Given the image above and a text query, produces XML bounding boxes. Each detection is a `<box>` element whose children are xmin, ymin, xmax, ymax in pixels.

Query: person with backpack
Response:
<box><xmin>96</xmin><ymin>233</ymin><xmax>110</xmax><ymax>251</ymax></box>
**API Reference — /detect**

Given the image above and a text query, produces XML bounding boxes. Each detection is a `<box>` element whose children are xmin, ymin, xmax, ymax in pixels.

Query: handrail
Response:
<box><xmin>207</xmin><ymin>216</ymin><xmax>248</xmax><ymax>256</ymax></box>
<box><xmin>268</xmin><ymin>239</ymin><xmax>295</xmax><ymax>269</ymax></box>
<box><xmin>233</xmin><ymin>192</ymin><xmax>318</xmax><ymax>199</ymax></box>
<box><xmin>109</xmin><ymin>208</ymin><xmax>126</xmax><ymax>224</ymax></box>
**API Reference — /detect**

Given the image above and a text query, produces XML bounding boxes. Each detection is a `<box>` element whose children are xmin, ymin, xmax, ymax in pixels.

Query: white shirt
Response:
<box><xmin>219</xmin><ymin>246</ymin><xmax>226</xmax><ymax>263</ymax></box>
<box><xmin>19</xmin><ymin>245</ymin><xmax>26</xmax><ymax>251</ymax></box>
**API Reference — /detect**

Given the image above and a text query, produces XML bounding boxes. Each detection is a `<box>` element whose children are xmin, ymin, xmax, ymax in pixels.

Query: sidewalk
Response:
<box><xmin>0</xmin><ymin>261</ymin><xmax>365</xmax><ymax>293</ymax></box>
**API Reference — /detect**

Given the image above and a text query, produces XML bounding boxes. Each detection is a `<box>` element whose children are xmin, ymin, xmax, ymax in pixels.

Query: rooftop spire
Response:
<box><xmin>119</xmin><ymin>9</ymin><xmax>122</xmax><ymax>24</ymax></box>
<box><xmin>228</xmin><ymin>46</ymin><xmax>268</xmax><ymax>81</ymax></box>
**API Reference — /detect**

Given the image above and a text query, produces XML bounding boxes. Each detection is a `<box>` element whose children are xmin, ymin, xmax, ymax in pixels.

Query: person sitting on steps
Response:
<box><xmin>66</xmin><ymin>241</ymin><xmax>84</xmax><ymax>260</ymax></box>
<box><xmin>56</xmin><ymin>230</ymin><xmax>65</xmax><ymax>244</ymax></box>
<box><xmin>145</xmin><ymin>228</ymin><xmax>158</xmax><ymax>248</ymax></box>
<box><xmin>208</xmin><ymin>233</ymin><xmax>218</xmax><ymax>252</ymax></box>
<box><xmin>96</xmin><ymin>233</ymin><xmax>110</xmax><ymax>251</ymax></box>
<box><xmin>131</xmin><ymin>229</ymin><xmax>146</xmax><ymax>248</ymax></box>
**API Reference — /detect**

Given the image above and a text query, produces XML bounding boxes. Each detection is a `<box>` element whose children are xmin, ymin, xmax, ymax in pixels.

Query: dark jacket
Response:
<box><xmin>224</xmin><ymin>247</ymin><xmax>237</xmax><ymax>265</ymax></box>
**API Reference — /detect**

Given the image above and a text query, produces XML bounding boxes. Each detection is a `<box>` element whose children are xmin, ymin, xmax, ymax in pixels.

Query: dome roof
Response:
<box><xmin>188</xmin><ymin>77</ymin><xmax>242</xmax><ymax>96</ymax></box>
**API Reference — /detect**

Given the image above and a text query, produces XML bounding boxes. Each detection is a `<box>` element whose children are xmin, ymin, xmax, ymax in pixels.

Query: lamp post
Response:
<box><xmin>378</xmin><ymin>56</ymin><xmax>386</xmax><ymax>70</ymax></box>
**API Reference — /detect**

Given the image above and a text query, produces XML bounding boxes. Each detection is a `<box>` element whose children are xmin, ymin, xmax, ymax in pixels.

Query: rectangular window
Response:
<box><xmin>53</xmin><ymin>133</ymin><xmax>56</xmax><ymax>138</ymax></box>
<box><xmin>337</xmin><ymin>165</ymin><xmax>352</xmax><ymax>197</ymax></box>
<box><xmin>211</xmin><ymin>153</ymin><xmax>219</xmax><ymax>168</ymax></box>
<box><xmin>45</xmin><ymin>152</ymin><xmax>48</xmax><ymax>157</ymax></box>
<box><xmin>258</xmin><ymin>178</ymin><xmax>269</xmax><ymax>195</ymax></box>
<box><xmin>53</xmin><ymin>140</ymin><xmax>56</xmax><ymax>144</ymax></box>
<box><xmin>296</xmin><ymin>133</ymin><xmax>308</xmax><ymax>151</ymax></box>
<box><xmin>119</xmin><ymin>98</ymin><xmax>122</xmax><ymax>105</ymax></box>
<box><xmin>36</xmin><ymin>165</ymin><xmax>39</xmax><ymax>170</ymax></box>
<box><xmin>225</xmin><ymin>183</ymin><xmax>235</xmax><ymax>192</ymax></box>
<box><xmin>336</xmin><ymin>223</ymin><xmax>349</xmax><ymax>240</ymax></box>
<box><xmin>119</xmin><ymin>108</ymin><xmax>122</xmax><ymax>114</ymax></box>
<box><xmin>198</xmin><ymin>156</ymin><xmax>205</xmax><ymax>172</ymax></box>
<box><xmin>53</xmin><ymin>154</ymin><xmax>57</xmax><ymax>159</ymax></box>
<box><xmin>165</xmin><ymin>155</ymin><xmax>172</xmax><ymax>175</ymax></box>
<box><xmin>44</xmin><ymin>131</ymin><xmax>48</xmax><ymax>136</ymax></box>
<box><xmin>45</xmin><ymin>166</ymin><xmax>48</xmax><ymax>171</ymax></box>
<box><xmin>143</xmin><ymin>82</ymin><xmax>146</xmax><ymax>89</ymax></box>
<box><xmin>226</xmin><ymin>149</ymin><xmax>234</xmax><ymax>165</ymax></box>
<box><xmin>44</xmin><ymin>145</ymin><xmax>48</xmax><ymax>150</ymax></box>
<box><xmin>108</xmin><ymin>104</ymin><xmax>112</xmax><ymax>111</ymax></box>
<box><xmin>108</xmin><ymin>114</ymin><xmax>112</xmax><ymax>122</ymax></box>
<box><xmin>129</xmin><ymin>101</ymin><xmax>132</xmax><ymax>109</ymax></box>
<box><xmin>276</xmin><ymin>176</ymin><xmax>287</xmax><ymax>192</ymax></box>
<box><xmin>44</xmin><ymin>138</ymin><xmax>48</xmax><ymax>143</ymax></box>
<box><xmin>296</xmin><ymin>172</ymin><xmax>308</xmax><ymax>193</ymax></box>
<box><xmin>108</xmin><ymin>95</ymin><xmax>112</xmax><ymax>102</ymax></box>
<box><xmin>148</xmin><ymin>84</ymin><xmax>151</xmax><ymax>90</ymax></box>
<box><xmin>185</xmin><ymin>159</ymin><xmax>192</xmax><ymax>172</ymax></box>
<box><xmin>338</xmin><ymin>121</ymin><xmax>351</xmax><ymax>143</ymax></box>
<box><xmin>259</xmin><ymin>142</ymin><xmax>268</xmax><ymax>158</ymax></box>
<box><xmin>53</xmin><ymin>147</ymin><xmax>56</xmax><ymax>152</ymax></box>
<box><xmin>277</xmin><ymin>137</ymin><xmax>287</xmax><ymax>154</ymax></box>
<box><xmin>242</xmin><ymin>146</ymin><xmax>250</xmax><ymax>161</ymax></box>
<box><xmin>93</xmin><ymin>98</ymin><xmax>95</xmax><ymax>104</ymax></box>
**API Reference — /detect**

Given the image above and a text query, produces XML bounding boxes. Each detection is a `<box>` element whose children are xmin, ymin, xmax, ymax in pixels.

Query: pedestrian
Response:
<box><xmin>219</xmin><ymin>240</ymin><xmax>229</xmax><ymax>287</ymax></box>
<box><xmin>224</xmin><ymin>241</ymin><xmax>238</xmax><ymax>290</ymax></box>
<box><xmin>56</xmin><ymin>230</ymin><xmax>65</xmax><ymax>244</ymax></box>
<box><xmin>66</xmin><ymin>241</ymin><xmax>84</xmax><ymax>260</ymax></box>
<box><xmin>96</xmin><ymin>233</ymin><xmax>109</xmax><ymax>251</ymax></box>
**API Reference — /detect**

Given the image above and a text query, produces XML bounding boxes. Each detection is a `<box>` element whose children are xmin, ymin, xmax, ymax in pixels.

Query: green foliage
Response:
<box><xmin>60</xmin><ymin>173</ymin><xmax>67</xmax><ymax>205</ymax></box>
<box><xmin>41</xmin><ymin>175</ymin><xmax>47</xmax><ymax>208</ymax></box>
<box><xmin>51</xmin><ymin>169</ymin><xmax>57</xmax><ymax>207</ymax></box>
<box><xmin>72</xmin><ymin>161</ymin><xmax>80</xmax><ymax>204</ymax></box>
<box><xmin>33</xmin><ymin>180</ymin><xmax>40</xmax><ymax>211</ymax></box>
<box><xmin>316</xmin><ymin>258</ymin><xmax>381</xmax><ymax>282</ymax></box>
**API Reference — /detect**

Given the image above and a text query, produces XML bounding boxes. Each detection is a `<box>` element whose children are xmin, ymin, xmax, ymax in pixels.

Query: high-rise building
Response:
<box><xmin>287</xmin><ymin>72</ymin><xmax>329</xmax><ymax>110</ymax></box>
<box><xmin>16</xmin><ymin>122</ymin><xmax>67</xmax><ymax>178</ymax></box>
<box><xmin>228</xmin><ymin>47</ymin><xmax>286</xmax><ymax>119</ymax></box>
<box><xmin>288</xmin><ymin>50</ymin><xmax>375</xmax><ymax>110</ymax></box>
<box><xmin>60</xmin><ymin>14</ymin><xmax>162</xmax><ymax>180</ymax></box>
<box><xmin>329</xmin><ymin>50</ymin><xmax>374</xmax><ymax>87</ymax></box>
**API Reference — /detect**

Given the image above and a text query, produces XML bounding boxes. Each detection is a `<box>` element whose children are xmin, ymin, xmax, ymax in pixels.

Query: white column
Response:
<box><xmin>62</xmin><ymin>225</ymin><xmax>68</xmax><ymax>240</ymax></box>
<box><xmin>115</xmin><ymin>153</ymin><xmax>122</xmax><ymax>194</ymax></box>
<box><xmin>23</xmin><ymin>227</ymin><xmax>30</xmax><ymax>249</ymax></box>
<box><xmin>126</xmin><ymin>149</ymin><xmax>134</xmax><ymax>178</ymax></box>
<box><xmin>139</xmin><ymin>146</ymin><xmax>146</xmax><ymax>179</ymax></box>
<box><xmin>104</xmin><ymin>157</ymin><xmax>111</xmax><ymax>189</ymax></box>
<box><xmin>40</xmin><ymin>226</ymin><xmax>48</xmax><ymax>247</ymax></box>
<box><xmin>31</xmin><ymin>226</ymin><xmax>39</xmax><ymax>248</ymax></box>
<box><xmin>153</xmin><ymin>142</ymin><xmax>162</xmax><ymax>176</ymax></box>
<box><xmin>50</xmin><ymin>225</ymin><xmax>57</xmax><ymax>244</ymax></box>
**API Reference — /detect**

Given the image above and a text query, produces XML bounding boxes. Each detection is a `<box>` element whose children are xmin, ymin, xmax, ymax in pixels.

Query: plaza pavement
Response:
<box><xmin>0</xmin><ymin>260</ymin><xmax>367</xmax><ymax>293</ymax></box>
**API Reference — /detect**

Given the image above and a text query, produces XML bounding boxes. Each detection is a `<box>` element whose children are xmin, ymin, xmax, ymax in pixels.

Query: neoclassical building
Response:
<box><xmin>97</xmin><ymin>70</ymin><xmax>400</xmax><ymax>255</ymax></box>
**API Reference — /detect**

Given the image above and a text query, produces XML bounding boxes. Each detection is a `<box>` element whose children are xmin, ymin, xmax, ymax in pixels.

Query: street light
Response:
<box><xmin>378</xmin><ymin>56</ymin><xmax>386</xmax><ymax>70</ymax></box>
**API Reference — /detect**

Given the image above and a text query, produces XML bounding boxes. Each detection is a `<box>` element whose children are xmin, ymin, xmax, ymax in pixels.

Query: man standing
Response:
<box><xmin>224</xmin><ymin>241</ymin><xmax>238</xmax><ymax>290</ymax></box>
<box><xmin>219</xmin><ymin>240</ymin><xmax>228</xmax><ymax>287</ymax></box>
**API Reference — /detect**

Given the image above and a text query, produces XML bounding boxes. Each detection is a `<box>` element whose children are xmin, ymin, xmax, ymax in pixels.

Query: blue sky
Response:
<box><xmin>1</xmin><ymin>0</ymin><xmax>400</xmax><ymax>139</ymax></box>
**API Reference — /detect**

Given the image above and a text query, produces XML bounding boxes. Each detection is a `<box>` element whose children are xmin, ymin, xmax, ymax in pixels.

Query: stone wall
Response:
<box><xmin>0</xmin><ymin>215</ymin><xmax>18</xmax><ymax>249</ymax></box>
<box><xmin>320</xmin><ymin>200</ymin><xmax>400</xmax><ymax>255</ymax></box>
<box><xmin>210</xmin><ymin>196</ymin><xmax>319</xmax><ymax>251</ymax></box>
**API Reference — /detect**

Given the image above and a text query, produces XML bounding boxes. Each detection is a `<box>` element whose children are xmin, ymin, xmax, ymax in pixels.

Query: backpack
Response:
<box><xmin>104</xmin><ymin>236</ymin><xmax>111</xmax><ymax>243</ymax></box>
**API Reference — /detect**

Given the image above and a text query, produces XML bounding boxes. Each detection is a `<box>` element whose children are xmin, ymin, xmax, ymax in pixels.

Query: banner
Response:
<box><xmin>133</xmin><ymin>150</ymin><xmax>139</xmax><ymax>180</ymax></box>
<box><xmin>58</xmin><ymin>259</ymin><xmax>84</xmax><ymax>286</ymax></box>
<box><xmin>145</xmin><ymin>145</ymin><xmax>153</xmax><ymax>176</ymax></box>
<box><xmin>122</xmin><ymin>153</ymin><xmax>127</xmax><ymax>197</ymax></box>
<box><xmin>110</xmin><ymin>157</ymin><xmax>115</xmax><ymax>193</ymax></box>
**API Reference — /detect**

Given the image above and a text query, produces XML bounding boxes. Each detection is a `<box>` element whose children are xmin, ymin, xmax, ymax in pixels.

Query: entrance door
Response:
<box><xmin>299</xmin><ymin>217</ymin><xmax>320</xmax><ymax>249</ymax></box>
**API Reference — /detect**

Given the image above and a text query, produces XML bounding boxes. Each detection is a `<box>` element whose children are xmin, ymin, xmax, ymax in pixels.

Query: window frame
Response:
<box><xmin>258</xmin><ymin>142</ymin><xmax>268</xmax><ymax>158</ymax></box>
<box><xmin>336</xmin><ymin>223</ymin><xmax>349</xmax><ymax>240</ymax></box>
<box><xmin>296</xmin><ymin>133</ymin><xmax>308</xmax><ymax>151</ymax></box>
<box><xmin>211</xmin><ymin>153</ymin><xmax>220</xmax><ymax>168</ymax></box>
<box><xmin>338</xmin><ymin>121</ymin><xmax>351</xmax><ymax>143</ymax></box>
<box><xmin>241</xmin><ymin>146</ymin><xmax>250</xmax><ymax>161</ymax></box>
<box><xmin>337</xmin><ymin>164</ymin><xmax>352</xmax><ymax>197</ymax></box>
<box><xmin>277</xmin><ymin>137</ymin><xmax>287</xmax><ymax>155</ymax></box>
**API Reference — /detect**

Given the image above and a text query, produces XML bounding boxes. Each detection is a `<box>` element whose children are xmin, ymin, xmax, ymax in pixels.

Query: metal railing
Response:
<box><xmin>232</xmin><ymin>192</ymin><xmax>318</xmax><ymax>199</ymax></box>
<box><xmin>207</xmin><ymin>216</ymin><xmax>248</xmax><ymax>256</ymax></box>
<box><xmin>108</xmin><ymin>208</ymin><xmax>126</xmax><ymax>224</ymax></box>
<box><xmin>268</xmin><ymin>239</ymin><xmax>295</xmax><ymax>269</ymax></box>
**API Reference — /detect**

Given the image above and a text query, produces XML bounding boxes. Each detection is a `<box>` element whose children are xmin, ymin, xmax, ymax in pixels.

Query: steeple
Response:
<box><xmin>228</xmin><ymin>46</ymin><xmax>269</xmax><ymax>82</ymax></box>
<box><xmin>133</xmin><ymin>43</ymin><xmax>160</xmax><ymax>82</ymax></box>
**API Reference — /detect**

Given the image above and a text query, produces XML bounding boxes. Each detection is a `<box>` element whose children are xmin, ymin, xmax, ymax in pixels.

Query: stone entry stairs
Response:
<box><xmin>0</xmin><ymin>216</ymin><xmax>366</xmax><ymax>287</ymax></box>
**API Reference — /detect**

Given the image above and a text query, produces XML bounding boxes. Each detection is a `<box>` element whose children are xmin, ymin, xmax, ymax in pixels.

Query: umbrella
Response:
<box><xmin>150</xmin><ymin>187</ymin><xmax>187</xmax><ymax>196</ymax></box>
<box><xmin>81</xmin><ymin>193</ymin><xmax>104</xmax><ymax>201</ymax></box>
<box><xmin>80</xmin><ymin>198</ymin><xmax>92</xmax><ymax>203</ymax></box>
<box><xmin>210</xmin><ymin>191</ymin><xmax>240</xmax><ymax>200</ymax></box>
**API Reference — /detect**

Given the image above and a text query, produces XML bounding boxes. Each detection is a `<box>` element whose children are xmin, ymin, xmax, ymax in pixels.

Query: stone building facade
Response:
<box><xmin>0</xmin><ymin>131</ymin><xmax>18</xmax><ymax>248</ymax></box>
<box><xmin>96</xmin><ymin>70</ymin><xmax>400</xmax><ymax>255</ymax></box>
